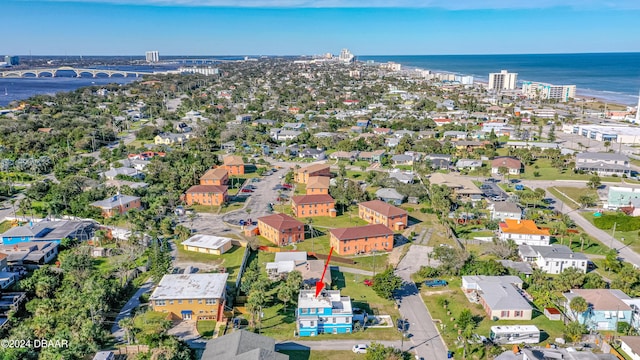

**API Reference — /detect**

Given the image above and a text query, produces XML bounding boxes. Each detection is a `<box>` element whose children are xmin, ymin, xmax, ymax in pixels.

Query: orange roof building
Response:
<box><xmin>358</xmin><ymin>200</ymin><xmax>408</xmax><ymax>231</ymax></box>
<box><xmin>258</xmin><ymin>213</ymin><xmax>305</xmax><ymax>246</ymax></box>
<box><xmin>294</xmin><ymin>164</ymin><xmax>331</xmax><ymax>184</ymax></box>
<box><xmin>306</xmin><ymin>176</ymin><xmax>330</xmax><ymax>195</ymax></box>
<box><xmin>329</xmin><ymin>224</ymin><xmax>394</xmax><ymax>255</ymax></box>
<box><xmin>222</xmin><ymin>155</ymin><xmax>245</xmax><ymax>175</ymax></box>
<box><xmin>291</xmin><ymin>194</ymin><xmax>336</xmax><ymax>218</ymax></box>
<box><xmin>200</xmin><ymin>168</ymin><xmax>229</xmax><ymax>186</ymax></box>
<box><xmin>499</xmin><ymin>219</ymin><xmax>550</xmax><ymax>246</ymax></box>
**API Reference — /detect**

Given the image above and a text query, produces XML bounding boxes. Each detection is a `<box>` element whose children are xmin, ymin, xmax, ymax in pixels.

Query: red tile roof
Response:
<box><xmin>186</xmin><ymin>185</ymin><xmax>228</xmax><ymax>194</ymax></box>
<box><xmin>258</xmin><ymin>213</ymin><xmax>304</xmax><ymax>231</ymax></box>
<box><xmin>292</xmin><ymin>194</ymin><xmax>335</xmax><ymax>205</ymax></box>
<box><xmin>200</xmin><ymin>168</ymin><xmax>228</xmax><ymax>180</ymax></box>
<box><xmin>330</xmin><ymin>224</ymin><xmax>394</xmax><ymax>241</ymax></box>
<box><xmin>491</xmin><ymin>156</ymin><xmax>522</xmax><ymax>169</ymax></box>
<box><xmin>223</xmin><ymin>155</ymin><xmax>244</xmax><ymax>166</ymax></box>
<box><xmin>359</xmin><ymin>200</ymin><xmax>407</xmax><ymax>217</ymax></box>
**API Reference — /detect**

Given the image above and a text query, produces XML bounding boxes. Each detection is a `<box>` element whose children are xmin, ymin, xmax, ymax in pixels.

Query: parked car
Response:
<box><xmin>251</xmin><ymin>178</ymin><xmax>260</xmax><ymax>183</ymax></box>
<box><xmin>282</xmin><ymin>183</ymin><xmax>293</xmax><ymax>189</ymax></box>
<box><xmin>363</xmin><ymin>279</ymin><xmax>373</xmax><ymax>286</ymax></box>
<box><xmin>352</xmin><ymin>344</ymin><xmax>368</xmax><ymax>354</ymax></box>
<box><xmin>240</xmin><ymin>188</ymin><xmax>254</xmax><ymax>193</ymax></box>
<box><xmin>424</xmin><ymin>279</ymin><xmax>448</xmax><ymax>287</ymax></box>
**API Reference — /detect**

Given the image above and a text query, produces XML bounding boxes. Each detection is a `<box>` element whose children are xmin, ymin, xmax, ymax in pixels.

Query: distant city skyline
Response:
<box><xmin>3</xmin><ymin>0</ymin><xmax>640</xmax><ymax>56</ymax></box>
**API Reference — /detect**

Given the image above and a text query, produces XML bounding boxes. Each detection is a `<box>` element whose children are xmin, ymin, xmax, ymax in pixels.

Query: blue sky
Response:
<box><xmin>2</xmin><ymin>0</ymin><xmax>640</xmax><ymax>56</ymax></box>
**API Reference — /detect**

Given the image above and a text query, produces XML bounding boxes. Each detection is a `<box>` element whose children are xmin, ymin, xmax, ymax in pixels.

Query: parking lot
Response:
<box><xmin>480</xmin><ymin>178</ymin><xmax>509</xmax><ymax>201</ymax></box>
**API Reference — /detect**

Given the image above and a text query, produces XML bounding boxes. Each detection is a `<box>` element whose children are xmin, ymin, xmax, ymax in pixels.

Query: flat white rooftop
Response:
<box><xmin>150</xmin><ymin>273</ymin><xmax>228</xmax><ymax>300</ymax></box>
<box><xmin>182</xmin><ymin>234</ymin><xmax>233</xmax><ymax>250</ymax></box>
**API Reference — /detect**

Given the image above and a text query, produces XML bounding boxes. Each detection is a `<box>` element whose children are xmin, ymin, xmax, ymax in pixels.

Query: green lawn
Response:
<box><xmin>253</xmin><ymin>269</ymin><xmax>401</xmax><ymax>341</ymax></box>
<box><xmin>196</xmin><ymin>320</ymin><xmax>217</xmax><ymax>338</ymax></box>
<box><xmin>520</xmin><ymin>158</ymin><xmax>623</xmax><ymax>182</ymax></box>
<box><xmin>420</xmin><ymin>278</ymin><xmax>566</xmax><ymax>359</ymax></box>
<box><xmin>0</xmin><ymin>220</ymin><xmax>13</xmax><ymax>233</ymax></box>
<box><xmin>306</xmin><ymin>213</ymin><xmax>368</xmax><ymax>229</ymax></box>
<box><xmin>191</xmin><ymin>205</ymin><xmax>221</xmax><ymax>214</ymax></box>
<box><xmin>175</xmin><ymin>242</ymin><xmax>247</xmax><ymax>283</ymax></box>
<box><xmin>350</xmin><ymin>253</ymin><xmax>389</xmax><ymax>274</ymax></box>
<box><xmin>580</xmin><ymin>212</ymin><xmax>640</xmax><ymax>254</ymax></box>
<box><xmin>284</xmin><ymin>235</ymin><xmax>332</xmax><ymax>255</ymax></box>
<box><xmin>548</xmin><ymin>188</ymin><xmax>579</xmax><ymax>210</ymax></box>
<box><xmin>400</xmin><ymin>205</ymin><xmax>455</xmax><ymax>247</ymax></box>
<box><xmin>278</xmin><ymin>350</ymin><xmax>359</xmax><ymax>360</ymax></box>
<box><xmin>220</xmin><ymin>201</ymin><xmax>246</xmax><ymax>214</ymax></box>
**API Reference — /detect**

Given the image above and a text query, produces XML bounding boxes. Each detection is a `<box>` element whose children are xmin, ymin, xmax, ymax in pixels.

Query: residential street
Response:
<box><xmin>275</xmin><ymin>339</ymin><xmax>402</xmax><ymax>351</ymax></box>
<box><xmin>394</xmin><ymin>245</ymin><xmax>448</xmax><ymax>360</ymax></box>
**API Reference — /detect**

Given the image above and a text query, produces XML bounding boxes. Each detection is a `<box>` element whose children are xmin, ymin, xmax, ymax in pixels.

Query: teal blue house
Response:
<box><xmin>296</xmin><ymin>290</ymin><xmax>353</xmax><ymax>337</ymax></box>
<box><xmin>564</xmin><ymin>289</ymin><xmax>633</xmax><ymax>331</ymax></box>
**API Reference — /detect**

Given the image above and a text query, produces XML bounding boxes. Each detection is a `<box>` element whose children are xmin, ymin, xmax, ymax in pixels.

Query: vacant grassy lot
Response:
<box><xmin>400</xmin><ymin>204</ymin><xmax>455</xmax><ymax>247</ymax></box>
<box><xmin>580</xmin><ymin>212</ymin><xmax>640</xmax><ymax>254</ymax></box>
<box><xmin>0</xmin><ymin>220</ymin><xmax>13</xmax><ymax>233</ymax></box>
<box><xmin>553</xmin><ymin>186</ymin><xmax>598</xmax><ymax>207</ymax></box>
<box><xmin>520</xmin><ymin>158</ymin><xmax>623</xmax><ymax>182</ymax></box>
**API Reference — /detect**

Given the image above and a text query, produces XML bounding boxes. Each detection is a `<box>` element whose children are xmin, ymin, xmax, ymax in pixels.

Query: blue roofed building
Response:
<box><xmin>0</xmin><ymin>220</ymin><xmax>95</xmax><ymax>245</ymax></box>
<box><xmin>297</xmin><ymin>289</ymin><xmax>353</xmax><ymax>336</ymax></box>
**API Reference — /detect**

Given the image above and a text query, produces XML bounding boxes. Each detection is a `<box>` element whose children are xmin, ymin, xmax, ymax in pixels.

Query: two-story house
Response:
<box><xmin>258</xmin><ymin>213</ymin><xmax>305</xmax><ymax>246</ymax></box>
<box><xmin>184</xmin><ymin>185</ymin><xmax>228</xmax><ymax>206</ymax></box>
<box><xmin>221</xmin><ymin>155</ymin><xmax>245</xmax><ymax>175</ymax></box>
<box><xmin>519</xmin><ymin>244</ymin><xmax>588</xmax><ymax>274</ymax></box>
<box><xmin>150</xmin><ymin>273</ymin><xmax>228</xmax><ymax>321</ymax></box>
<box><xmin>297</xmin><ymin>289</ymin><xmax>353</xmax><ymax>336</ymax></box>
<box><xmin>575</xmin><ymin>152</ymin><xmax>631</xmax><ymax>176</ymax></box>
<box><xmin>564</xmin><ymin>289</ymin><xmax>633</xmax><ymax>331</ymax></box>
<box><xmin>499</xmin><ymin>219</ymin><xmax>550</xmax><ymax>246</ymax></box>
<box><xmin>292</xmin><ymin>194</ymin><xmax>336</xmax><ymax>218</ymax></box>
<box><xmin>91</xmin><ymin>194</ymin><xmax>142</xmax><ymax>218</ymax></box>
<box><xmin>200</xmin><ymin>168</ymin><xmax>229</xmax><ymax>186</ymax></box>
<box><xmin>490</xmin><ymin>201</ymin><xmax>522</xmax><ymax>221</ymax></box>
<box><xmin>294</xmin><ymin>164</ymin><xmax>331</xmax><ymax>184</ymax></box>
<box><xmin>358</xmin><ymin>200</ymin><xmax>408</xmax><ymax>231</ymax></box>
<box><xmin>329</xmin><ymin>224</ymin><xmax>394</xmax><ymax>255</ymax></box>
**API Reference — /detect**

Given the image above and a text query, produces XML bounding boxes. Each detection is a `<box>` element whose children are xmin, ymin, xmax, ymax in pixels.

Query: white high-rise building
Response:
<box><xmin>145</xmin><ymin>51</ymin><xmax>159</xmax><ymax>63</ymax></box>
<box><xmin>521</xmin><ymin>81</ymin><xmax>576</xmax><ymax>102</ymax></box>
<box><xmin>635</xmin><ymin>90</ymin><xmax>640</xmax><ymax>124</ymax></box>
<box><xmin>488</xmin><ymin>70</ymin><xmax>518</xmax><ymax>91</ymax></box>
<box><xmin>338</xmin><ymin>49</ymin><xmax>355</xmax><ymax>63</ymax></box>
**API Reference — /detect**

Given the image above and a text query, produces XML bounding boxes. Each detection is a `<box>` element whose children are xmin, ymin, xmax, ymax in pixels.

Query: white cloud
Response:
<box><xmin>26</xmin><ymin>0</ymin><xmax>640</xmax><ymax>9</ymax></box>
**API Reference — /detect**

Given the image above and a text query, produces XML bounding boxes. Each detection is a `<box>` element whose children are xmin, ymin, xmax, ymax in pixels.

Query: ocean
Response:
<box><xmin>1</xmin><ymin>53</ymin><xmax>639</xmax><ymax>107</ymax></box>
<box><xmin>360</xmin><ymin>53</ymin><xmax>640</xmax><ymax>105</ymax></box>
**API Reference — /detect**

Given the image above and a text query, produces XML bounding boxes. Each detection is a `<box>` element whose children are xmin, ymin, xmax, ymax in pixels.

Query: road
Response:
<box><xmin>275</xmin><ymin>339</ymin><xmax>402</xmax><ymax>351</ymax></box>
<box><xmin>111</xmin><ymin>278</ymin><xmax>154</xmax><ymax>342</ymax></box>
<box><xmin>394</xmin><ymin>245</ymin><xmax>448</xmax><ymax>360</ymax></box>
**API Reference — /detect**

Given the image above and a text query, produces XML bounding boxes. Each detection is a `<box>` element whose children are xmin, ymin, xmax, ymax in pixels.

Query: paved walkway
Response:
<box><xmin>111</xmin><ymin>278</ymin><xmax>154</xmax><ymax>342</ymax></box>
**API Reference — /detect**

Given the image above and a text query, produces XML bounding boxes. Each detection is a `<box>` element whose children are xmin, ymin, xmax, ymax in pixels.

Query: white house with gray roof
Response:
<box><xmin>462</xmin><ymin>275</ymin><xmax>533</xmax><ymax>320</ymax></box>
<box><xmin>456</xmin><ymin>159</ymin><xmax>483</xmax><ymax>170</ymax></box>
<box><xmin>376</xmin><ymin>188</ymin><xmax>405</xmax><ymax>205</ymax></box>
<box><xmin>575</xmin><ymin>152</ymin><xmax>630</xmax><ymax>176</ymax></box>
<box><xmin>490</xmin><ymin>201</ymin><xmax>522</xmax><ymax>221</ymax></box>
<box><xmin>518</xmin><ymin>244</ymin><xmax>588</xmax><ymax>274</ymax></box>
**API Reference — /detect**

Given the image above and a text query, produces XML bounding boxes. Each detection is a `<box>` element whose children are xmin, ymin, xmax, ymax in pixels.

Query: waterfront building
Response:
<box><xmin>488</xmin><ymin>70</ymin><xmax>518</xmax><ymax>91</ymax></box>
<box><xmin>178</xmin><ymin>66</ymin><xmax>219</xmax><ymax>76</ymax></box>
<box><xmin>145</xmin><ymin>51</ymin><xmax>159</xmax><ymax>63</ymax></box>
<box><xmin>521</xmin><ymin>81</ymin><xmax>576</xmax><ymax>102</ymax></box>
<box><xmin>297</xmin><ymin>289</ymin><xmax>353</xmax><ymax>336</ymax></box>
<box><xmin>338</xmin><ymin>49</ymin><xmax>354</xmax><ymax>63</ymax></box>
<box><xmin>3</xmin><ymin>56</ymin><xmax>19</xmax><ymax>66</ymax></box>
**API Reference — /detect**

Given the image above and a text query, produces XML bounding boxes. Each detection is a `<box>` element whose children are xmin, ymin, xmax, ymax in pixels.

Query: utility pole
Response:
<box><xmin>611</xmin><ymin>222</ymin><xmax>617</xmax><ymax>248</ymax></box>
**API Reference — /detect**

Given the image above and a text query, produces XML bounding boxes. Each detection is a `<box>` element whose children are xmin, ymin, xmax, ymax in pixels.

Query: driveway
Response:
<box><xmin>394</xmin><ymin>245</ymin><xmax>448</xmax><ymax>360</ymax></box>
<box><xmin>111</xmin><ymin>278</ymin><xmax>154</xmax><ymax>342</ymax></box>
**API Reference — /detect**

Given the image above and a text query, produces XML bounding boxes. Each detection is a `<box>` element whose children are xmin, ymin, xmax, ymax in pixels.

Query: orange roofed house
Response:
<box><xmin>329</xmin><ymin>224</ymin><xmax>394</xmax><ymax>255</ymax></box>
<box><xmin>294</xmin><ymin>164</ymin><xmax>331</xmax><ymax>184</ymax></box>
<box><xmin>258</xmin><ymin>213</ymin><xmax>305</xmax><ymax>246</ymax></box>
<box><xmin>491</xmin><ymin>156</ymin><xmax>523</xmax><ymax>176</ymax></box>
<box><xmin>222</xmin><ymin>155</ymin><xmax>245</xmax><ymax>175</ymax></box>
<box><xmin>184</xmin><ymin>185</ymin><xmax>228</xmax><ymax>206</ymax></box>
<box><xmin>499</xmin><ymin>219</ymin><xmax>550</xmax><ymax>246</ymax></box>
<box><xmin>200</xmin><ymin>168</ymin><xmax>229</xmax><ymax>186</ymax></box>
<box><xmin>358</xmin><ymin>200</ymin><xmax>408</xmax><ymax>231</ymax></box>
<box><xmin>306</xmin><ymin>176</ymin><xmax>330</xmax><ymax>195</ymax></box>
<box><xmin>291</xmin><ymin>194</ymin><xmax>336</xmax><ymax>218</ymax></box>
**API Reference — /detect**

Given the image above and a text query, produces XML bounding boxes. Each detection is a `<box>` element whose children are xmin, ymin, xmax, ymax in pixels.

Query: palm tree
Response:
<box><xmin>118</xmin><ymin>317</ymin><xmax>136</xmax><ymax>345</ymax></box>
<box><xmin>569</xmin><ymin>296</ymin><xmax>589</xmax><ymax>324</ymax></box>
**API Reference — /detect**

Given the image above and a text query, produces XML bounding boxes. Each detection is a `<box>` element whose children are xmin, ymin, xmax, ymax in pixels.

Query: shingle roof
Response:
<box><xmin>201</xmin><ymin>167</ymin><xmax>228</xmax><ymax>181</ymax></box>
<box><xmin>359</xmin><ymin>200</ymin><xmax>407</xmax><ymax>217</ymax></box>
<box><xmin>223</xmin><ymin>155</ymin><xmax>245</xmax><ymax>166</ymax></box>
<box><xmin>258</xmin><ymin>213</ymin><xmax>304</xmax><ymax>231</ymax></box>
<box><xmin>292</xmin><ymin>194</ymin><xmax>335</xmax><ymax>205</ymax></box>
<box><xmin>565</xmin><ymin>289</ymin><xmax>632</xmax><ymax>311</ymax></box>
<box><xmin>296</xmin><ymin>163</ymin><xmax>330</xmax><ymax>174</ymax></box>
<box><xmin>375</xmin><ymin>188</ymin><xmax>404</xmax><ymax>200</ymax></box>
<box><xmin>329</xmin><ymin>224</ymin><xmax>394</xmax><ymax>241</ymax></box>
<box><xmin>186</xmin><ymin>185</ymin><xmax>228</xmax><ymax>194</ymax></box>
<box><xmin>90</xmin><ymin>195</ymin><xmax>140</xmax><ymax>209</ymax></box>
<box><xmin>306</xmin><ymin>176</ymin><xmax>330</xmax><ymax>189</ymax></box>
<box><xmin>500</xmin><ymin>219</ymin><xmax>549</xmax><ymax>236</ymax></box>
<box><xmin>576</xmin><ymin>152</ymin><xmax>629</xmax><ymax>162</ymax></box>
<box><xmin>201</xmin><ymin>330</ymin><xmax>287</xmax><ymax>360</ymax></box>
<box><xmin>491</xmin><ymin>156</ymin><xmax>522</xmax><ymax>169</ymax></box>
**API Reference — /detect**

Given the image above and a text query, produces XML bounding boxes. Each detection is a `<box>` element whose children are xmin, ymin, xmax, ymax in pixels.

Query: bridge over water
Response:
<box><xmin>0</xmin><ymin>66</ymin><xmax>153</xmax><ymax>78</ymax></box>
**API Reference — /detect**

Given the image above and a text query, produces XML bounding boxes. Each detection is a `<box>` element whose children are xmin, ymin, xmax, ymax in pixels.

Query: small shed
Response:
<box><xmin>544</xmin><ymin>307</ymin><xmax>561</xmax><ymax>321</ymax></box>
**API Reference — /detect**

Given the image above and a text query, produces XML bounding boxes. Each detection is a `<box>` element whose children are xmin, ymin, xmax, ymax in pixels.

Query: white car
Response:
<box><xmin>352</xmin><ymin>344</ymin><xmax>368</xmax><ymax>354</ymax></box>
